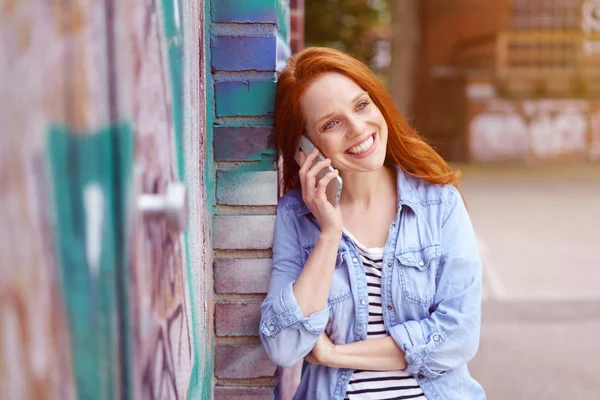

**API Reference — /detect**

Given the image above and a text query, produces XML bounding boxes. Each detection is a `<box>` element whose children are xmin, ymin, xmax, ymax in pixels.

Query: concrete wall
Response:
<box><xmin>207</xmin><ymin>0</ymin><xmax>291</xmax><ymax>398</ymax></box>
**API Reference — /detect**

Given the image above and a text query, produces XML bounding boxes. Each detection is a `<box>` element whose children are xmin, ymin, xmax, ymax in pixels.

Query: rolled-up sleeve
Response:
<box><xmin>389</xmin><ymin>186</ymin><xmax>483</xmax><ymax>379</ymax></box>
<box><xmin>259</xmin><ymin>199</ymin><xmax>329</xmax><ymax>368</ymax></box>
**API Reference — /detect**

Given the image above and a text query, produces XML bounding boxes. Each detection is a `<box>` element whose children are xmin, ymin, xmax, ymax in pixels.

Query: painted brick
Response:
<box><xmin>215</xmin><ymin>302</ymin><xmax>263</xmax><ymax>336</ymax></box>
<box><xmin>214</xmin><ymin>127</ymin><xmax>276</xmax><ymax>162</ymax></box>
<box><xmin>215</xmin><ymin>345</ymin><xmax>277</xmax><ymax>378</ymax></box>
<box><xmin>213</xmin><ymin>216</ymin><xmax>275</xmax><ymax>249</ymax></box>
<box><xmin>212</xmin><ymin>0</ymin><xmax>277</xmax><ymax>24</ymax></box>
<box><xmin>215</xmin><ymin>80</ymin><xmax>276</xmax><ymax>117</ymax></box>
<box><xmin>214</xmin><ymin>258</ymin><xmax>272</xmax><ymax>294</ymax></box>
<box><xmin>217</xmin><ymin>171</ymin><xmax>278</xmax><ymax>206</ymax></box>
<box><xmin>212</xmin><ymin>36</ymin><xmax>276</xmax><ymax>71</ymax></box>
<box><xmin>214</xmin><ymin>387</ymin><xmax>274</xmax><ymax>400</ymax></box>
<box><xmin>276</xmin><ymin>0</ymin><xmax>290</xmax><ymax>38</ymax></box>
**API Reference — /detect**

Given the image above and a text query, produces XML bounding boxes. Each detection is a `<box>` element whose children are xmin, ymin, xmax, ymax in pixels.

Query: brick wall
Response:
<box><xmin>290</xmin><ymin>0</ymin><xmax>305</xmax><ymax>53</ymax></box>
<box><xmin>208</xmin><ymin>0</ymin><xmax>292</xmax><ymax>398</ymax></box>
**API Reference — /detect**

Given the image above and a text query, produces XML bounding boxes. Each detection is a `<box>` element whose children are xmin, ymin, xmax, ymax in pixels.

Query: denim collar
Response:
<box><xmin>296</xmin><ymin>164</ymin><xmax>419</xmax><ymax>216</ymax></box>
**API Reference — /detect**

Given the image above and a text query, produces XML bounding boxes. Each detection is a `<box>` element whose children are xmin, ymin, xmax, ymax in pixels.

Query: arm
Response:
<box><xmin>388</xmin><ymin>186</ymin><xmax>483</xmax><ymax>379</ymax></box>
<box><xmin>307</xmin><ymin>333</ymin><xmax>407</xmax><ymax>371</ymax></box>
<box><xmin>259</xmin><ymin>199</ymin><xmax>341</xmax><ymax>368</ymax></box>
<box><xmin>260</xmin><ymin>150</ymin><xmax>344</xmax><ymax>368</ymax></box>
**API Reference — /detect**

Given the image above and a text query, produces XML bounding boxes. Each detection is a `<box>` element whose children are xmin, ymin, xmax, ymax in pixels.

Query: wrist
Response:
<box><xmin>319</xmin><ymin>229</ymin><xmax>343</xmax><ymax>242</ymax></box>
<box><xmin>323</xmin><ymin>343</ymin><xmax>340</xmax><ymax>368</ymax></box>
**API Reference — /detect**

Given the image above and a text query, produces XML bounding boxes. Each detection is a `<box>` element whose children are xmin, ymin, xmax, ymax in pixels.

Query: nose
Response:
<box><xmin>347</xmin><ymin>115</ymin><xmax>367</xmax><ymax>139</ymax></box>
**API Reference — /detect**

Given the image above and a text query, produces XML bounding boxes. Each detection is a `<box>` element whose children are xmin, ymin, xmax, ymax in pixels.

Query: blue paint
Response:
<box><xmin>212</xmin><ymin>36</ymin><xmax>277</xmax><ymax>71</ymax></box>
<box><xmin>212</xmin><ymin>0</ymin><xmax>277</xmax><ymax>23</ymax></box>
<box><xmin>214</xmin><ymin>127</ymin><xmax>276</xmax><ymax>162</ymax></box>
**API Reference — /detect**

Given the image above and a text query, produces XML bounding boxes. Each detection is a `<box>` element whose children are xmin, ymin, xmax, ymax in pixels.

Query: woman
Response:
<box><xmin>259</xmin><ymin>47</ymin><xmax>485</xmax><ymax>400</ymax></box>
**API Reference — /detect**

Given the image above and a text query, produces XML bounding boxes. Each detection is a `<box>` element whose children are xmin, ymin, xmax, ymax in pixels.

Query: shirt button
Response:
<box><xmin>360</xmin><ymin>299</ymin><xmax>366</xmax><ymax>305</ymax></box>
<box><xmin>341</xmin><ymin>374</ymin><xmax>347</xmax><ymax>380</ymax></box>
<box><xmin>352</xmin><ymin>257</ymin><xmax>359</xmax><ymax>263</ymax></box>
<box><xmin>387</xmin><ymin>305</ymin><xmax>393</xmax><ymax>310</ymax></box>
<box><xmin>418</xmin><ymin>261</ymin><xmax>425</xmax><ymax>267</ymax></box>
<box><xmin>433</xmin><ymin>334</ymin><xmax>440</xmax><ymax>342</ymax></box>
<box><xmin>418</xmin><ymin>373</ymin><xmax>425</xmax><ymax>379</ymax></box>
<box><xmin>387</xmin><ymin>262</ymin><xmax>392</xmax><ymax>268</ymax></box>
<box><xmin>269</xmin><ymin>325</ymin><xmax>275</xmax><ymax>331</ymax></box>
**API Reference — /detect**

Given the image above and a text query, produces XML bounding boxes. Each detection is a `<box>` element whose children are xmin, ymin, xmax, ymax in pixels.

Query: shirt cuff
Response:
<box><xmin>389</xmin><ymin>320</ymin><xmax>446</xmax><ymax>378</ymax></box>
<box><xmin>261</xmin><ymin>281</ymin><xmax>330</xmax><ymax>337</ymax></box>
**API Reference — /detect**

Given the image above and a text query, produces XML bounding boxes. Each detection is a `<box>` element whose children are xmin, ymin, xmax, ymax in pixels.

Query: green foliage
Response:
<box><xmin>305</xmin><ymin>0</ymin><xmax>390</xmax><ymax>65</ymax></box>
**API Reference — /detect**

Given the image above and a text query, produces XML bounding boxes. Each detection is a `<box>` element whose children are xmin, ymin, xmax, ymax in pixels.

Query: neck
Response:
<box><xmin>339</xmin><ymin>165</ymin><xmax>396</xmax><ymax>209</ymax></box>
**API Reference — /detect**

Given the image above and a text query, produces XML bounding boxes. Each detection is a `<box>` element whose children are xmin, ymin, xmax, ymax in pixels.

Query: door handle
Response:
<box><xmin>138</xmin><ymin>181</ymin><xmax>187</xmax><ymax>232</ymax></box>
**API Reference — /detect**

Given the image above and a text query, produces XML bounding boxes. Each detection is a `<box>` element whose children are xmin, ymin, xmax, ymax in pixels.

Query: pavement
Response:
<box><xmin>457</xmin><ymin>164</ymin><xmax>600</xmax><ymax>400</ymax></box>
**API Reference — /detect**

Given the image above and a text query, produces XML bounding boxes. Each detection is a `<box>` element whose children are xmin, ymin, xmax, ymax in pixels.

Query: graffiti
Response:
<box><xmin>127</xmin><ymin>0</ymin><xmax>196</xmax><ymax>398</ymax></box>
<box><xmin>468</xmin><ymin>100</ymin><xmax>599</xmax><ymax>161</ymax></box>
<box><xmin>0</xmin><ymin>153</ymin><xmax>77</xmax><ymax>400</ymax></box>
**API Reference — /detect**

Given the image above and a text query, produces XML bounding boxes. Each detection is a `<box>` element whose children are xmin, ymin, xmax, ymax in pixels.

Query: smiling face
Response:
<box><xmin>299</xmin><ymin>72</ymin><xmax>388</xmax><ymax>174</ymax></box>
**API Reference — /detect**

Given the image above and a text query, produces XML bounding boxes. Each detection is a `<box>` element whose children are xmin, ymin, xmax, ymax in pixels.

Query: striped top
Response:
<box><xmin>343</xmin><ymin>230</ymin><xmax>427</xmax><ymax>400</ymax></box>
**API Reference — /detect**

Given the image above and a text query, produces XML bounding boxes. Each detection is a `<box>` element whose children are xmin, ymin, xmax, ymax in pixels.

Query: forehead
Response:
<box><xmin>300</xmin><ymin>73</ymin><xmax>364</xmax><ymax>121</ymax></box>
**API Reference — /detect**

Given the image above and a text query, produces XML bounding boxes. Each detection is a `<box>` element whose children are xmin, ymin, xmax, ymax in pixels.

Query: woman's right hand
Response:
<box><xmin>298</xmin><ymin>149</ymin><xmax>344</xmax><ymax>237</ymax></box>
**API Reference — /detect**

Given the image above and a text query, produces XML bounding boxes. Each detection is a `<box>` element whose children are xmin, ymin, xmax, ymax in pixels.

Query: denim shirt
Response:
<box><xmin>259</xmin><ymin>165</ymin><xmax>486</xmax><ymax>400</ymax></box>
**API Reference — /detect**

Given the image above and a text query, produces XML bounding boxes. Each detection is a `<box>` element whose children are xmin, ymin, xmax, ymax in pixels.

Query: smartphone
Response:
<box><xmin>294</xmin><ymin>135</ymin><xmax>343</xmax><ymax>208</ymax></box>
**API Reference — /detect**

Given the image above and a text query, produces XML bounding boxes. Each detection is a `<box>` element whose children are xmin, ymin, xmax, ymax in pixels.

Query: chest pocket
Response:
<box><xmin>396</xmin><ymin>244</ymin><xmax>441</xmax><ymax>307</ymax></box>
<box><xmin>302</xmin><ymin>244</ymin><xmax>352</xmax><ymax>303</ymax></box>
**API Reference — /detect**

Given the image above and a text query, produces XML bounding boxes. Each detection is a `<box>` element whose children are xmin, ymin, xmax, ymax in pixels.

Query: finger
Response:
<box><xmin>299</xmin><ymin>148</ymin><xmax>320</xmax><ymax>176</ymax></box>
<box><xmin>305</xmin><ymin>158</ymin><xmax>332</xmax><ymax>184</ymax></box>
<box><xmin>316</xmin><ymin>169</ymin><xmax>339</xmax><ymax>200</ymax></box>
<box><xmin>298</xmin><ymin>150</ymin><xmax>306</xmax><ymax>167</ymax></box>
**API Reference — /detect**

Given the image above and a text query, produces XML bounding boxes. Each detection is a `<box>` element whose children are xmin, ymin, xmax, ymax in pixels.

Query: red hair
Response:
<box><xmin>274</xmin><ymin>47</ymin><xmax>460</xmax><ymax>193</ymax></box>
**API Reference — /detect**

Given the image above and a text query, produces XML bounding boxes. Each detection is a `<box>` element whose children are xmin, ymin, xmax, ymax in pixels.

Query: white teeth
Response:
<box><xmin>347</xmin><ymin>135</ymin><xmax>374</xmax><ymax>154</ymax></box>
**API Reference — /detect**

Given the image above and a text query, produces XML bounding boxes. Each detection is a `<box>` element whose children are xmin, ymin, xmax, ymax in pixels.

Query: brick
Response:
<box><xmin>217</xmin><ymin>171</ymin><xmax>278</xmax><ymax>206</ymax></box>
<box><xmin>215</xmin><ymin>258</ymin><xmax>272</xmax><ymax>294</ymax></box>
<box><xmin>215</xmin><ymin>344</ymin><xmax>277</xmax><ymax>378</ymax></box>
<box><xmin>215</xmin><ymin>302</ymin><xmax>263</xmax><ymax>336</ymax></box>
<box><xmin>213</xmin><ymin>216</ymin><xmax>275</xmax><ymax>249</ymax></box>
<box><xmin>215</xmin><ymin>81</ymin><xmax>276</xmax><ymax>117</ymax></box>
<box><xmin>276</xmin><ymin>34</ymin><xmax>291</xmax><ymax>72</ymax></box>
<box><xmin>275</xmin><ymin>0</ymin><xmax>289</xmax><ymax>38</ymax></box>
<box><xmin>212</xmin><ymin>0</ymin><xmax>277</xmax><ymax>24</ymax></box>
<box><xmin>214</xmin><ymin>387</ymin><xmax>274</xmax><ymax>400</ymax></box>
<box><xmin>212</xmin><ymin>36</ymin><xmax>276</xmax><ymax>71</ymax></box>
<box><xmin>214</xmin><ymin>127</ymin><xmax>276</xmax><ymax>162</ymax></box>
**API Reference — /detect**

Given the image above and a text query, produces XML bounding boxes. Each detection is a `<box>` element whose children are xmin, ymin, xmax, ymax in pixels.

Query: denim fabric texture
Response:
<box><xmin>260</xmin><ymin>165</ymin><xmax>486</xmax><ymax>400</ymax></box>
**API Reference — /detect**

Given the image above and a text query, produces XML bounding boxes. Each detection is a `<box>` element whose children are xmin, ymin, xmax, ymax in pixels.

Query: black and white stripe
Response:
<box><xmin>343</xmin><ymin>230</ymin><xmax>427</xmax><ymax>400</ymax></box>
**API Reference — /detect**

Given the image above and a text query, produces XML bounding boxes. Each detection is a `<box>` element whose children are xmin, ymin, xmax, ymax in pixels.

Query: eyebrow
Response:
<box><xmin>314</xmin><ymin>91</ymin><xmax>369</xmax><ymax>128</ymax></box>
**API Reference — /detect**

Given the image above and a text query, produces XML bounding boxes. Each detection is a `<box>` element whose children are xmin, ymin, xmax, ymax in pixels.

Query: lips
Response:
<box><xmin>345</xmin><ymin>133</ymin><xmax>375</xmax><ymax>154</ymax></box>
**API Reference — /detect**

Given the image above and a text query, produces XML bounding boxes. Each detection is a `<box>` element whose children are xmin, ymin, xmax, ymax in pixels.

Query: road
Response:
<box><xmin>459</xmin><ymin>164</ymin><xmax>600</xmax><ymax>400</ymax></box>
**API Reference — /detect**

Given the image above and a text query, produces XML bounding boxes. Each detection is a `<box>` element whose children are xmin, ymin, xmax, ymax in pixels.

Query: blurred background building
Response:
<box><xmin>307</xmin><ymin>0</ymin><xmax>600</xmax><ymax>164</ymax></box>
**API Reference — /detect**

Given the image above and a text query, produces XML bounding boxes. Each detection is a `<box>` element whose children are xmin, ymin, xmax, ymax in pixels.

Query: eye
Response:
<box><xmin>323</xmin><ymin>121</ymin><xmax>336</xmax><ymax>130</ymax></box>
<box><xmin>357</xmin><ymin>101</ymin><xmax>370</xmax><ymax>111</ymax></box>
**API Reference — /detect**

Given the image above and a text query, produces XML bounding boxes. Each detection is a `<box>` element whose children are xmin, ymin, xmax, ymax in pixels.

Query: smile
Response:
<box><xmin>345</xmin><ymin>133</ymin><xmax>376</xmax><ymax>156</ymax></box>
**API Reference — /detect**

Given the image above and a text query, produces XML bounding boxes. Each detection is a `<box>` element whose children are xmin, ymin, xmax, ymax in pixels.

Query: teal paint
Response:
<box><xmin>206</xmin><ymin>0</ymin><xmax>217</xmax><ymax>214</ymax></box>
<box><xmin>47</xmin><ymin>124</ymin><xmax>123</xmax><ymax>400</ymax></box>
<box><xmin>111</xmin><ymin>123</ymin><xmax>135</xmax><ymax>400</ymax></box>
<box><xmin>203</xmin><ymin>0</ymin><xmax>217</xmax><ymax>398</ymax></box>
<box><xmin>214</xmin><ymin>116</ymin><xmax>274</xmax><ymax>127</ymax></box>
<box><xmin>212</xmin><ymin>0</ymin><xmax>277</xmax><ymax>23</ymax></box>
<box><xmin>161</xmin><ymin>0</ymin><xmax>185</xmax><ymax>180</ymax></box>
<box><xmin>215</xmin><ymin>80</ymin><xmax>276</xmax><ymax>117</ymax></box>
<box><xmin>276</xmin><ymin>0</ymin><xmax>289</xmax><ymax>39</ymax></box>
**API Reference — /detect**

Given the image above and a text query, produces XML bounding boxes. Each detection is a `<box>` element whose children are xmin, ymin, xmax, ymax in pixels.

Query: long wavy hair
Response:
<box><xmin>274</xmin><ymin>47</ymin><xmax>460</xmax><ymax>194</ymax></box>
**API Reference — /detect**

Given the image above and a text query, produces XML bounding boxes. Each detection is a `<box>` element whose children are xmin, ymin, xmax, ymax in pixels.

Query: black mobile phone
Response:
<box><xmin>294</xmin><ymin>135</ymin><xmax>343</xmax><ymax>208</ymax></box>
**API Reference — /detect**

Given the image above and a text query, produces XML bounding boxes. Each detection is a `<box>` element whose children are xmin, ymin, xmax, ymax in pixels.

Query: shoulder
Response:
<box><xmin>401</xmin><ymin>171</ymin><xmax>457</xmax><ymax>208</ymax></box>
<box><xmin>277</xmin><ymin>188</ymin><xmax>305</xmax><ymax>213</ymax></box>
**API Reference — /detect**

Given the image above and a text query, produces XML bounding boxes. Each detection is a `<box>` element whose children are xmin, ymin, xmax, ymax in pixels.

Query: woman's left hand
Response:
<box><xmin>305</xmin><ymin>332</ymin><xmax>336</xmax><ymax>366</ymax></box>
